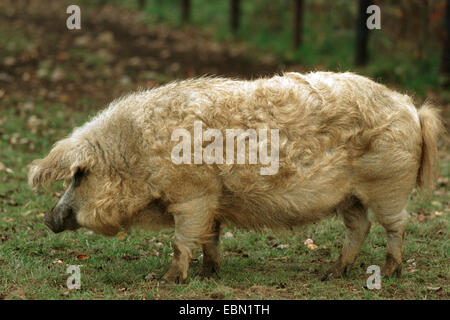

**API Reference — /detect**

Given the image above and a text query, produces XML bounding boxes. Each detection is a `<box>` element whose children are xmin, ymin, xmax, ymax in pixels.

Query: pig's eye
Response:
<box><xmin>73</xmin><ymin>169</ymin><xmax>84</xmax><ymax>188</ymax></box>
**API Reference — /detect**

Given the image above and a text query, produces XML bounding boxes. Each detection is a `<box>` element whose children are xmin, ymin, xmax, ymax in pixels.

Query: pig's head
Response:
<box><xmin>28</xmin><ymin>136</ymin><xmax>157</xmax><ymax>236</ymax></box>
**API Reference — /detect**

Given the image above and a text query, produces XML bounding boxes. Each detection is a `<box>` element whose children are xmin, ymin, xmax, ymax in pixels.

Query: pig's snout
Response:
<box><xmin>44</xmin><ymin>204</ymin><xmax>80</xmax><ymax>233</ymax></box>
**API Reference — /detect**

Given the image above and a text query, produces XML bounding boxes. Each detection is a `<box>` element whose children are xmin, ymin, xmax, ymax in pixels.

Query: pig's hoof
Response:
<box><xmin>321</xmin><ymin>263</ymin><xmax>352</xmax><ymax>281</ymax></box>
<box><xmin>161</xmin><ymin>269</ymin><xmax>187</xmax><ymax>284</ymax></box>
<box><xmin>381</xmin><ymin>255</ymin><xmax>402</xmax><ymax>277</ymax></box>
<box><xmin>201</xmin><ymin>262</ymin><xmax>220</xmax><ymax>278</ymax></box>
<box><xmin>381</xmin><ymin>263</ymin><xmax>402</xmax><ymax>278</ymax></box>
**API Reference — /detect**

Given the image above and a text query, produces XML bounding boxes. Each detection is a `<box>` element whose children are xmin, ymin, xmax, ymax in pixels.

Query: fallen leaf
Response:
<box><xmin>0</xmin><ymin>162</ymin><xmax>5</xmax><ymax>171</ymax></box>
<box><xmin>210</xmin><ymin>292</ymin><xmax>225</xmax><ymax>300</ymax></box>
<box><xmin>5</xmin><ymin>288</ymin><xmax>26</xmax><ymax>300</ymax></box>
<box><xmin>224</xmin><ymin>249</ymin><xmax>249</xmax><ymax>258</ymax></box>
<box><xmin>407</xmin><ymin>266</ymin><xmax>417</xmax><ymax>273</ymax></box>
<box><xmin>52</xmin><ymin>259</ymin><xmax>63</xmax><ymax>264</ymax></box>
<box><xmin>122</xmin><ymin>254</ymin><xmax>139</xmax><ymax>261</ymax></box>
<box><xmin>22</xmin><ymin>210</ymin><xmax>33</xmax><ymax>216</ymax></box>
<box><xmin>304</xmin><ymin>238</ymin><xmax>318</xmax><ymax>250</ymax></box>
<box><xmin>426</xmin><ymin>286</ymin><xmax>442</xmax><ymax>292</ymax></box>
<box><xmin>431</xmin><ymin>201</ymin><xmax>442</xmax><ymax>207</ymax></box>
<box><xmin>411</xmin><ymin>212</ymin><xmax>427</xmax><ymax>223</ymax></box>
<box><xmin>223</xmin><ymin>231</ymin><xmax>234</xmax><ymax>239</ymax></box>
<box><xmin>437</xmin><ymin>176</ymin><xmax>448</xmax><ymax>187</ymax></box>
<box><xmin>116</xmin><ymin>233</ymin><xmax>126</xmax><ymax>239</ymax></box>
<box><xmin>77</xmin><ymin>254</ymin><xmax>89</xmax><ymax>260</ymax></box>
<box><xmin>145</xmin><ymin>272</ymin><xmax>156</xmax><ymax>280</ymax></box>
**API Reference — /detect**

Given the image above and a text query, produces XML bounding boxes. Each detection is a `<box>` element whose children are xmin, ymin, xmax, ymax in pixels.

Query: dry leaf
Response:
<box><xmin>407</xmin><ymin>266</ymin><xmax>417</xmax><ymax>273</ymax></box>
<box><xmin>223</xmin><ymin>232</ymin><xmax>234</xmax><ymax>239</ymax></box>
<box><xmin>437</xmin><ymin>176</ymin><xmax>448</xmax><ymax>187</ymax></box>
<box><xmin>77</xmin><ymin>254</ymin><xmax>89</xmax><ymax>260</ymax></box>
<box><xmin>426</xmin><ymin>286</ymin><xmax>442</xmax><ymax>292</ymax></box>
<box><xmin>431</xmin><ymin>201</ymin><xmax>442</xmax><ymax>207</ymax></box>
<box><xmin>117</xmin><ymin>233</ymin><xmax>126</xmax><ymax>239</ymax></box>
<box><xmin>145</xmin><ymin>272</ymin><xmax>156</xmax><ymax>280</ymax></box>
<box><xmin>304</xmin><ymin>238</ymin><xmax>318</xmax><ymax>250</ymax></box>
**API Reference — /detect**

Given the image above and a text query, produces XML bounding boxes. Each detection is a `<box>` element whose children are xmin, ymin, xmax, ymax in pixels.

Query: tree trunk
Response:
<box><xmin>181</xmin><ymin>0</ymin><xmax>191</xmax><ymax>23</ymax></box>
<box><xmin>355</xmin><ymin>0</ymin><xmax>371</xmax><ymax>66</ymax></box>
<box><xmin>138</xmin><ymin>0</ymin><xmax>146</xmax><ymax>10</ymax></box>
<box><xmin>293</xmin><ymin>0</ymin><xmax>304</xmax><ymax>49</ymax></box>
<box><xmin>230</xmin><ymin>0</ymin><xmax>240</xmax><ymax>34</ymax></box>
<box><xmin>442</xmin><ymin>0</ymin><xmax>450</xmax><ymax>86</ymax></box>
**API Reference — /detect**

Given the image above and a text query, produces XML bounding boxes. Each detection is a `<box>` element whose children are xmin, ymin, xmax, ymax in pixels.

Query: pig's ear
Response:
<box><xmin>28</xmin><ymin>139</ymin><xmax>95</xmax><ymax>191</ymax></box>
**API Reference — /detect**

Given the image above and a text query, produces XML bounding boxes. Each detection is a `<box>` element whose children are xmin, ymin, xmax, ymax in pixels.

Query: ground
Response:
<box><xmin>0</xmin><ymin>0</ymin><xmax>449</xmax><ymax>300</ymax></box>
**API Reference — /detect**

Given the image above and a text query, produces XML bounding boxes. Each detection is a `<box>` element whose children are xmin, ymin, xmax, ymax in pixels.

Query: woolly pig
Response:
<box><xmin>28</xmin><ymin>72</ymin><xmax>443</xmax><ymax>283</ymax></box>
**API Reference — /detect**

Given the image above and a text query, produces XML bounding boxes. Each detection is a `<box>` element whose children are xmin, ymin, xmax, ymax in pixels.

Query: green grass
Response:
<box><xmin>0</xmin><ymin>100</ymin><xmax>449</xmax><ymax>300</ymax></box>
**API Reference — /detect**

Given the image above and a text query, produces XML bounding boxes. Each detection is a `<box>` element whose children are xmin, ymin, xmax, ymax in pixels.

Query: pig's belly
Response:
<box><xmin>217</xmin><ymin>191</ymin><xmax>340</xmax><ymax>230</ymax></box>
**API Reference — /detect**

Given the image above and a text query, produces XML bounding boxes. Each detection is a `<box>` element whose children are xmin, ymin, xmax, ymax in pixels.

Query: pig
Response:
<box><xmin>28</xmin><ymin>72</ymin><xmax>444</xmax><ymax>283</ymax></box>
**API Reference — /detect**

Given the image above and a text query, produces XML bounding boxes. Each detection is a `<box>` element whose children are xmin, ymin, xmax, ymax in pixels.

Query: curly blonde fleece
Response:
<box><xmin>28</xmin><ymin>72</ymin><xmax>443</xmax><ymax>276</ymax></box>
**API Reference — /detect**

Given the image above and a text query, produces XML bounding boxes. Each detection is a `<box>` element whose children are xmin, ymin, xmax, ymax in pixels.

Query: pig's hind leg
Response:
<box><xmin>373</xmin><ymin>206</ymin><xmax>409</xmax><ymax>277</ymax></box>
<box><xmin>322</xmin><ymin>196</ymin><xmax>371</xmax><ymax>280</ymax></box>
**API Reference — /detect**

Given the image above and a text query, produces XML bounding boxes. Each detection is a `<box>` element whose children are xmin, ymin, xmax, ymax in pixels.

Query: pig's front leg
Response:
<box><xmin>162</xmin><ymin>196</ymin><xmax>218</xmax><ymax>283</ymax></box>
<box><xmin>201</xmin><ymin>220</ymin><xmax>221</xmax><ymax>277</ymax></box>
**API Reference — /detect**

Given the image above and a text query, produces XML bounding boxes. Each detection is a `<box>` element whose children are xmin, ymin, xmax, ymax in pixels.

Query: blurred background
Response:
<box><xmin>0</xmin><ymin>0</ymin><xmax>449</xmax><ymax>110</ymax></box>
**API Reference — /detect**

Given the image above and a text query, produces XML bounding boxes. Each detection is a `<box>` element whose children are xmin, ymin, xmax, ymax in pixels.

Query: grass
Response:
<box><xmin>0</xmin><ymin>99</ymin><xmax>449</xmax><ymax>300</ymax></box>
